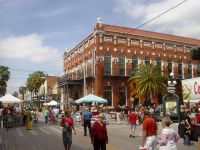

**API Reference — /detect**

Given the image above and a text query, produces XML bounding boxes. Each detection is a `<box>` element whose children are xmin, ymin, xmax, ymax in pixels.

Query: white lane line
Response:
<box><xmin>49</xmin><ymin>126</ymin><xmax>62</xmax><ymax>134</ymax></box>
<box><xmin>16</xmin><ymin>128</ymin><xmax>24</xmax><ymax>136</ymax></box>
<box><xmin>39</xmin><ymin>127</ymin><xmax>51</xmax><ymax>135</ymax></box>
<box><xmin>29</xmin><ymin>130</ymin><xmax>38</xmax><ymax>135</ymax></box>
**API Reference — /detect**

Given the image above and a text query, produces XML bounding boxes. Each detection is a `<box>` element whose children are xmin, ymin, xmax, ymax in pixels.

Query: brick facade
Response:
<box><xmin>62</xmin><ymin>19</ymin><xmax>200</xmax><ymax>107</ymax></box>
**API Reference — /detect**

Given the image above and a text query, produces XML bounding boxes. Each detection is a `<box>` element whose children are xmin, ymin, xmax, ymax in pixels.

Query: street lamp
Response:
<box><xmin>163</xmin><ymin>72</ymin><xmax>180</xmax><ymax>122</ymax></box>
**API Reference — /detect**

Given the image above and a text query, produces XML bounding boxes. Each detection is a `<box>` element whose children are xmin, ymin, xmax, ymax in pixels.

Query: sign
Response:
<box><xmin>182</xmin><ymin>77</ymin><xmax>200</xmax><ymax>102</ymax></box>
<box><xmin>165</xmin><ymin>101</ymin><xmax>177</xmax><ymax>116</ymax></box>
<box><xmin>129</xmin><ymin>80</ymin><xmax>139</xmax><ymax>98</ymax></box>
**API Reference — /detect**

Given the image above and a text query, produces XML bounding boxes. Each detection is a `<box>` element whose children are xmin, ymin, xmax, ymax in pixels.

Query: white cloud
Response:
<box><xmin>115</xmin><ymin>0</ymin><xmax>200</xmax><ymax>38</ymax></box>
<box><xmin>0</xmin><ymin>33</ymin><xmax>62</xmax><ymax>63</ymax></box>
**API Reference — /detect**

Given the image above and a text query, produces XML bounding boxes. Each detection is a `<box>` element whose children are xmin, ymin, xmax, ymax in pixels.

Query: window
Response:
<box><xmin>132</xmin><ymin>55</ymin><xmax>138</xmax><ymax>71</ymax></box>
<box><xmin>187</xmin><ymin>61</ymin><xmax>192</xmax><ymax>79</ymax></box>
<box><xmin>168</xmin><ymin>59</ymin><xmax>172</xmax><ymax>74</ymax></box>
<box><xmin>156</xmin><ymin>57</ymin><xmax>162</xmax><ymax>72</ymax></box>
<box><xmin>119</xmin><ymin>86</ymin><xmax>126</xmax><ymax>105</ymax></box>
<box><xmin>104</xmin><ymin>86</ymin><xmax>112</xmax><ymax>106</ymax></box>
<box><xmin>145</xmin><ymin>56</ymin><xmax>150</xmax><ymax>65</ymax></box>
<box><xmin>197</xmin><ymin>64</ymin><xmax>200</xmax><ymax>77</ymax></box>
<box><xmin>104</xmin><ymin>52</ymin><xmax>111</xmax><ymax>75</ymax></box>
<box><xmin>118</xmin><ymin>53</ymin><xmax>125</xmax><ymax>75</ymax></box>
<box><xmin>178</xmin><ymin>60</ymin><xmax>182</xmax><ymax>79</ymax></box>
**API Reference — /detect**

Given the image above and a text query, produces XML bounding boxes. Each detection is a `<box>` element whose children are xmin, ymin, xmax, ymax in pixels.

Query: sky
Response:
<box><xmin>0</xmin><ymin>0</ymin><xmax>200</xmax><ymax>94</ymax></box>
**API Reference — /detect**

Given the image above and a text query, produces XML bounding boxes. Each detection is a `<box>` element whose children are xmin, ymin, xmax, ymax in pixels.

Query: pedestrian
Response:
<box><xmin>128</xmin><ymin>109</ymin><xmax>138</xmax><ymax>137</ymax></box>
<box><xmin>141</xmin><ymin>109</ymin><xmax>157</xmax><ymax>150</ymax></box>
<box><xmin>26</xmin><ymin>108</ymin><xmax>32</xmax><ymax>130</ymax></box>
<box><xmin>83</xmin><ymin>107</ymin><xmax>92</xmax><ymax>136</ymax></box>
<box><xmin>90</xmin><ymin>114</ymin><xmax>108</xmax><ymax>150</ymax></box>
<box><xmin>44</xmin><ymin>108</ymin><xmax>49</xmax><ymax>124</ymax></box>
<box><xmin>183</xmin><ymin>109</ymin><xmax>192</xmax><ymax>145</ymax></box>
<box><xmin>157</xmin><ymin>117</ymin><xmax>179</xmax><ymax>150</ymax></box>
<box><xmin>60</xmin><ymin>111</ymin><xmax>76</xmax><ymax>150</ymax></box>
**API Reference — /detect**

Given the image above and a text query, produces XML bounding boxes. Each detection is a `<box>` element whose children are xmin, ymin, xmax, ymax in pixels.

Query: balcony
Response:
<box><xmin>104</xmin><ymin>68</ymin><xmax>132</xmax><ymax>77</ymax></box>
<box><xmin>64</xmin><ymin>68</ymin><xmax>93</xmax><ymax>81</ymax></box>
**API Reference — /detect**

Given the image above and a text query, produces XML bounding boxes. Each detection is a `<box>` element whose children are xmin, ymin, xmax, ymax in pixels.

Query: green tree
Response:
<box><xmin>128</xmin><ymin>64</ymin><xmax>168</xmax><ymax>106</ymax></box>
<box><xmin>19</xmin><ymin>86</ymin><xmax>26</xmax><ymax>100</ymax></box>
<box><xmin>0</xmin><ymin>66</ymin><xmax>10</xmax><ymax>96</ymax></box>
<box><xmin>26</xmin><ymin>71</ymin><xmax>46</xmax><ymax>97</ymax></box>
<box><xmin>13</xmin><ymin>91</ymin><xmax>18</xmax><ymax>97</ymax></box>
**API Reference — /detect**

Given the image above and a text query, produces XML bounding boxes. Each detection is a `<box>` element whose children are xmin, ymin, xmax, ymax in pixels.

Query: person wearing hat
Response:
<box><xmin>90</xmin><ymin>114</ymin><xmax>108</xmax><ymax>150</ymax></box>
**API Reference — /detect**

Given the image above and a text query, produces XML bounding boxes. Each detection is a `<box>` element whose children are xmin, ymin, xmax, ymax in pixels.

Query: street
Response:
<box><xmin>0</xmin><ymin>114</ymin><xmax>198</xmax><ymax>150</ymax></box>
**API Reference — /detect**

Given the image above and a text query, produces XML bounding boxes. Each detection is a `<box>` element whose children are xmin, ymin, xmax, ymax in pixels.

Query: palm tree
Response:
<box><xmin>19</xmin><ymin>86</ymin><xmax>26</xmax><ymax>100</ymax></box>
<box><xmin>13</xmin><ymin>91</ymin><xmax>19</xmax><ymax>97</ymax></box>
<box><xmin>0</xmin><ymin>66</ymin><xmax>10</xmax><ymax>96</ymax></box>
<box><xmin>26</xmin><ymin>71</ymin><xmax>46</xmax><ymax>108</ymax></box>
<box><xmin>128</xmin><ymin>64</ymin><xmax>168</xmax><ymax>106</ymax></box>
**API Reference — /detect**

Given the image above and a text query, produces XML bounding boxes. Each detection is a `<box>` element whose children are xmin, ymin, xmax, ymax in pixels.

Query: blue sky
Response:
<box><xmin>0</xmin><ymin>0</ymin><xmax>200</xmax><ymax>94</ymax></box>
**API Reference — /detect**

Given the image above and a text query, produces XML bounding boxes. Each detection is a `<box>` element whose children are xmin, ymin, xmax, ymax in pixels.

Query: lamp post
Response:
<box><xmin>163</xmin><ymin>72</ymin><xmax>180</xmax><ymax>122</ymax></box>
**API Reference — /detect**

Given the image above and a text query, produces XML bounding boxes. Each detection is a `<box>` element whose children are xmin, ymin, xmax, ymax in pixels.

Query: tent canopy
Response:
<box><xmin>46</xmin><ymin>100</ymin><xmax>59</xmax><ymax>106</ymax></box>
<box><xmin>75</xmin><ymin>94</ymin><xmax>108</xmax><ymax>104</ymax></box>
<box><xmin>0</xmin><ymin>94</ymin><xmax>22</xmax><ymax>103</ymax></box>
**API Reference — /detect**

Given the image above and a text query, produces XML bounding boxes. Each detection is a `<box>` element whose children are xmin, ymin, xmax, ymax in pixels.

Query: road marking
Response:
<box><xmin>28</xmin><ymin>130</ymin><xmax>38</xmax><ymax>135</ymax></box>
<box><xmin>39</xmin><ymin>127</ymin><xmax>51</xmax><ymax>135</ymax></box>
<box><xmin>49</xmin><ymin>126</ymin><xmax>62</xmax><ymax>134</ymax></box>
<box><xmin>16</xmin><ymin>128</ymin><xmax>24</xmax><ymax>136</ymax></box>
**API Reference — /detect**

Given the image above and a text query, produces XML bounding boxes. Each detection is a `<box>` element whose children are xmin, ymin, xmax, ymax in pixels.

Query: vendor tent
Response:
<box><xmin>75</xmin><ymin>94</ymin><xmax>108</xmax><ymax>104</ymax></box>
<box><xmin>0</xmin><ymin>94</ymin><xmax>22</xmax><ymax>103</ymax></box>
<box><xmin>46</xmin><ymin>100</ymin><xmax>59</xmax><ymax>106</ymax></box>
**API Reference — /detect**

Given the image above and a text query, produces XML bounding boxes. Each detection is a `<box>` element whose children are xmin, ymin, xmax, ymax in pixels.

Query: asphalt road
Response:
<box><xmin>0</xmin><ymin>115</ymin><xmax>198</xmax><ymax>150</ymax></box>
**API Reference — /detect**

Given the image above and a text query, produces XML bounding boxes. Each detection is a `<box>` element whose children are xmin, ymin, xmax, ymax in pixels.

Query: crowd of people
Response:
<box><xmin>1</xmin><ymin>101</ymin><xmax>200</xmax><ymax>150</ymax></box>
<box><xmin>59</xmin><ymin>104</ymin><xmax>181</xmax><ymax>150</ymax></box>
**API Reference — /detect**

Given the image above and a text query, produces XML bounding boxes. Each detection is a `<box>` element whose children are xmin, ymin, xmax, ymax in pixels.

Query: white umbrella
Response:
<box><xmin>46</xmin><ymin>100</ymin><xmax>59</xmax><ymax>106</ymax></box>
<box><xmin>0</xmin><ymin>94</ymin><xmax>22</xmax><ymax>103</ymax></box>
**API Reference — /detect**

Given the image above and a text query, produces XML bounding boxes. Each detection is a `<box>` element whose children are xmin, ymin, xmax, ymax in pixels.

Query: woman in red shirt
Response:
<box><xmin>60</xmin><ymin>111</ymin><xmax>76</xmax><ymax>150</ymax></box>
<box><xmin>90</xmin><ymin>114</ymin><xmax>108</xmax><ymax>150</ymax></box>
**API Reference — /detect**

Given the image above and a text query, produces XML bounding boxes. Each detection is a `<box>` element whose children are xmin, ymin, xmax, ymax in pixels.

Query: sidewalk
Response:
<box><xmin>0</xmin><ymin>127</ymin><xmax>8</xmax><ymax>150</ymax></box>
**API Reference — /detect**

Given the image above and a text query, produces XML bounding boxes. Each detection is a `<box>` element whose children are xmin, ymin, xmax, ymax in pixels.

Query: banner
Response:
<box><xmin>182</xmin><ymin>77</ymin><xmax>200</xmax><ymax>103</ymax></box>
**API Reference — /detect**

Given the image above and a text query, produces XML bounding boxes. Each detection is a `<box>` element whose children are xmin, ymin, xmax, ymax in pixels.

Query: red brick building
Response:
<box><xmin>58</xmin><ymin>19</ymin><xmax>200</xmax><ymax>108</ymax></box>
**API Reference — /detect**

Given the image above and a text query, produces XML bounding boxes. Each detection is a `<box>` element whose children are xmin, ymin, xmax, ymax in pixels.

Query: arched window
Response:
<box><xmin>167</xmin><ymin>59</ymin><xmax>172</xmax><ymax>74</ymax></box>
<box><xmin>132</xmin><ymin>55</ymin><xmax>138</xmax><ymax>71</ymax></box>
<box><xmin>178</xmin><ymin>60</ymin><xmax>182</xmax><ymax>79</ymax></box>
<box><xmin>104</xmin><ymin>52</ymin><xmax>111</xmax><ymax>75</ymax></box>
<box><xmin>118</xmin><ymin>53</ymin><xmax>125</xmax><ymax>75</ymax></box>
<box><xmin>145</xmin><ymin>56</ymin><xmax>150</xmax><ymax>65</ymax></box>
<box><xmin>187</xmin><ymin>61</ymin><xmax>192</xmax><ymax>79</ymax></box>
<box><xmin>156</xmin><ymin>57</ymin><xmax>162</xmax><ymax>72</ymax></box>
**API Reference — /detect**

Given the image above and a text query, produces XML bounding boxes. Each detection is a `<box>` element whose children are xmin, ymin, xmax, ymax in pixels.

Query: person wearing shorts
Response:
<box><xmin>128</xmin><ymin>109</ymin><xmax>138</xmax><ymax>137</ymax></box>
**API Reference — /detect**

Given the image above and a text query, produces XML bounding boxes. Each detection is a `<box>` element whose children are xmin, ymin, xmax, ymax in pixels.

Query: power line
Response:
<box><xmin>135</xmin><ymin>0</ymin><xmax>189</xmax><ymax>29</ymax></box>
<box><xmin>9</xmin><ymin>68</ymin><xmax>63</xmax><ymax>74</ymax></box>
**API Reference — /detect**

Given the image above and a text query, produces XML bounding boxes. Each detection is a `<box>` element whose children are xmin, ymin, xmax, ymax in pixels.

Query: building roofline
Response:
<box><xmin>102</xmin><ymin>24</ymin><xmax>200</xmax><ymax>45</ymax></box>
